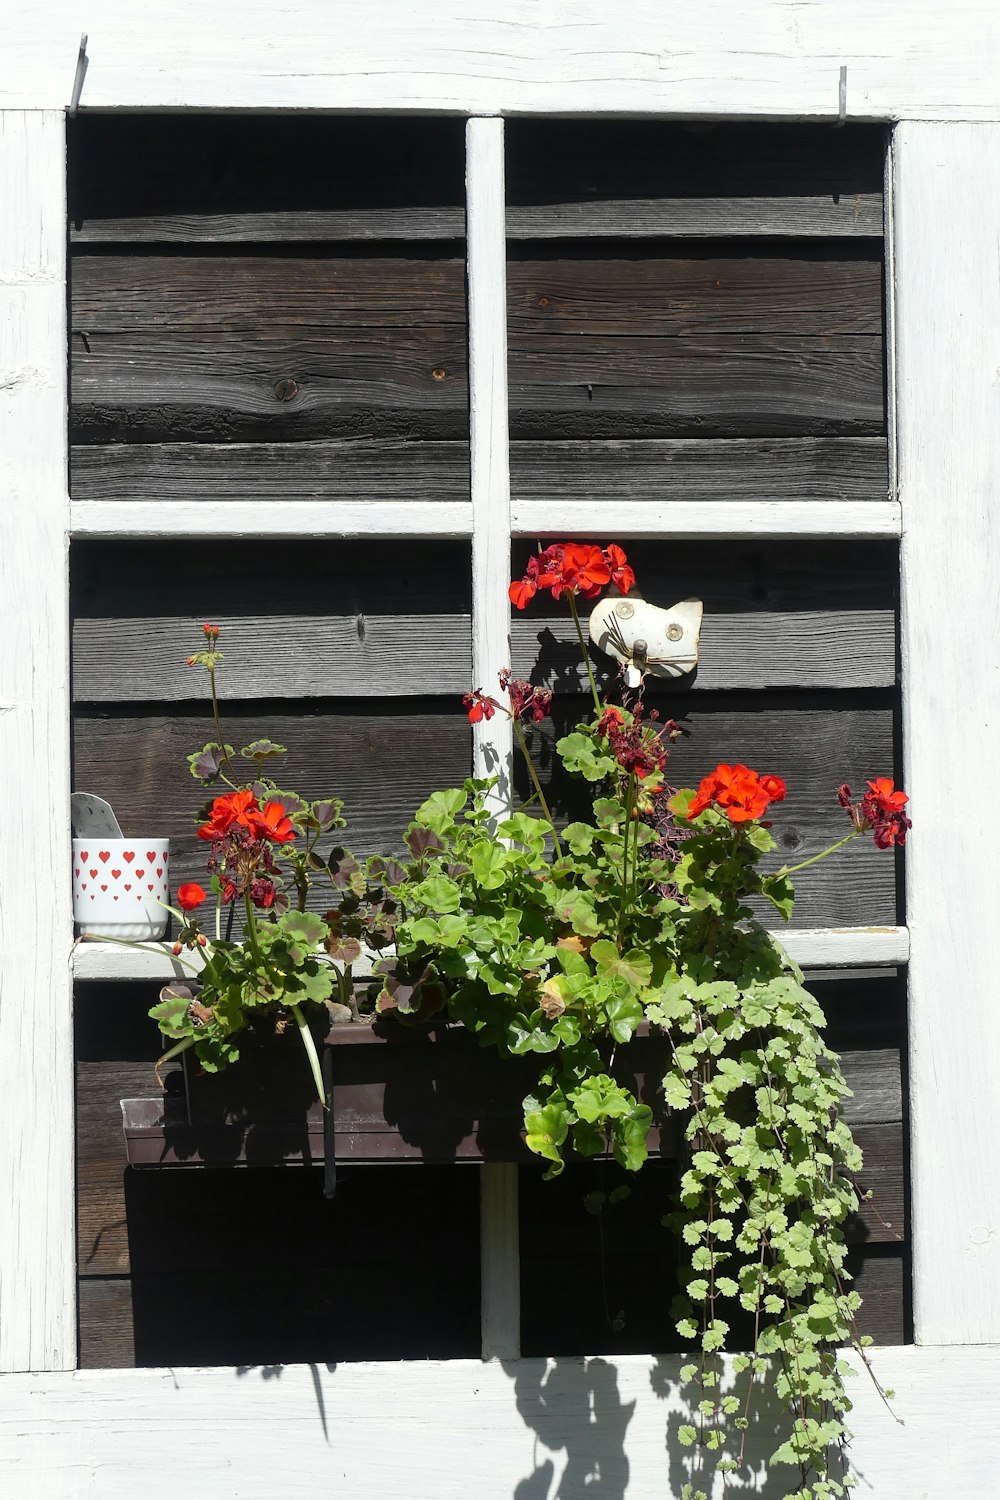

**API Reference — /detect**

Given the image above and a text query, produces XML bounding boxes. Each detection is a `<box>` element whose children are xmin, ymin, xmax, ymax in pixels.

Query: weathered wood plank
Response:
<box><xmin>71</xmin><ymin>331</ymin><xmax>470</xmax><ymax>444</ymax></box>
<box><xmin>508</xmin><ymin>335</ymin><xmax>884</xmax><ymax>438</ymax></box>
<box><xmin>71</xmin><ymin>538</ymin><xmax>472</xmax><ymax>701</ymax></box>
<box><xmin>512</xmin><ymin>437</ymin><xmax>889</xmax><ymax>505</ymax></box>
<box><xmin>0</xmin><ymin>109</ymin><xmax>75</xmax><ymax>1374</ymax></box>
<box><xmin>72</xmin><ymin>706</ymin><xmax>473</xmax><ymax>875</ymax></box>
<box><xmin>896</xmin><ymin>122</ymin><xmax>1000</xmax><ymax>1346</ymax></box>
<box><xmin>71</xmin><ymin>538</ymin><xmax>894</xmax><ymax>700</ymax></box>
<box><xmin>69</xmin><ymin>436</ymin><xmax>887</xmax><ymax>509</ymax></box>
<box><xmin>507</xmin><ymin>253</ymin><xmax>883</xmax><ymax>336</ymax></box>
<box><xmin>72</xmin><ymin>255</ymin><xmax>469</xmax><ymax>332</ymax></box>
<box><xmin>71</xmin><ymin>439</ymin><xmax>471</xmax><ymax>504</ymax></box>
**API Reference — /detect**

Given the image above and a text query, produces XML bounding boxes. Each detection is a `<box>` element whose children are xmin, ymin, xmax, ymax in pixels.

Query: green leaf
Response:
<box><xmin>240</xmin><ymin>738</ymin><xmax>287</xmax><ymax>762</ymax></box>
<box><xmin>470</xmin><ymin>842</ymin><xmax>509</xmax><ymax>890</ymax></box>
<box><xmin>677</xmin><ymin>1426</ymin><xmax>697</xmax><ymax>1448</ymax></box>
<box><xmin>556</xmin><ymin>731</ymin><xmax>617</xmax><ymax>782</ymax></box>
<box><xmin>590</xmin><ymin>940</ymin><xmax>653</xmax><ymax>991</ymax></box>
<box><xmin>496</xmin><ymin>812</ymin><xmax>549</xmax><ymax>857</ymax></box>
<box><xmin>562</xmin><ymin>821</ymin><xmax>595</xmax><ymax>855</ymax></box>
<box><xmin>409</xmin><ymin>874</ymin><xmax>462</xmax><ymax>914</ymax></box>
<box><xmin>525</xmin><ymin>1103</ymin><xmax>570</xmax><ymax>1173</ymax></box>
<box><xmin>187</xmin><ymin>743</ymin><xmax>235</xmax><ymax>783</ymax></box>
<box><xmin>406</xmin><ymin>914</ymin><xmax>469</xmax><ymax>949</ymax></box>
<box><xmin>415</xmin><ymin>787</ymin><xmax>467</xmax><ymax>835</ymax></box>
<box><xmin>605</xmin><ymin>991</ymin><xmax>643</xmax><ymax>1043</ymax></box>
<box><xmin>760</xmin><ymin>872</ymin><xmax>795</xmax><ymax>920</ymax></box>
<box><xmin>149</xmin><ymin>991</ymin><xmax>195</xmax><ymax>1039</ymax></box>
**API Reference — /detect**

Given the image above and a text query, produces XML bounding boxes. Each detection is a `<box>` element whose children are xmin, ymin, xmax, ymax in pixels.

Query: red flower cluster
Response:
<box><xmin>462</xmin><ymin>689</ymin><xmax>499</xmax><ymax>724</ymax></box>
<box><xmin>837</xmin><ymin>778</ymin><xmax>911</xmax><ymax>848</ymax></box>
<box><xmin>597</xmin><ymin>705</ymin><xmax>674</xmax><ymax>781</ymax></box>
<box><xmin>509</xmin><ymin>543</ymin><xmax>635</xmax><ymax>609</ymax></box>
<box><xmin>197</xmin><ymin>789</ymin><xmax>296</xmax><ymax>845</ymax></box>
<box><xmin>688</xmin><ymin>764</ymin><xmax>787</xmax><ymax>824</ymax></box>
<box><xmin>499</xmin><ymin>669</ymin><xmax>553</xmax><ymax>724</ymax></box>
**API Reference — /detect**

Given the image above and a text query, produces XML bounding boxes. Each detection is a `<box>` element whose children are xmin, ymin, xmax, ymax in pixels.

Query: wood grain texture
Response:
<box><xmin>466</xmin><ymin>119</ymin><xmax>520</xmax><ymax>1358</ymax></box>
<box><xmin>70</xmin><ymin>254</ymin><xmax>469</xmax><ymax>444</ymax></box>
<box><xmin>507</xmin><ymin>335</ymin><xmax>884</xmax><ymax>439</ymax></box>
<box><xmin>0</xmin><ymin>110</ymin><xmax>75</xmax><ymax>1374</ymax></box>
<box><xmin>15</xmin><ymin>1345</ymin><xmax>1000</xmax><ymax>1500</ymax></box>
<box><xmin>7</xmin><ymin>2</ymin><xmax>1000</xmax><ymax>120</ymax></box>
<box><xmin>507</xmin><ymin>251</ymin><xmax>884</xmax><ymax>337</ymax></box>
<box><xmin>70</xmin><ymin>538</ymin><xmax>895</xmax><ymax>700</ymax></box>
<box><xmin>70</xmin><ymin>436</ymin><xmax>887</xmax><ymax>509</ymax></box>
<box><xmin>71</xmin><ymin>439</ymin><xmax>471</xmax><ymax>504</ymax></box>
<box><xmin>895</xmin><ymin>123</ymin><xmax>1000</xmax><ymax>1345</ymax></box>
<box><xmin>72</xmin><ymin>706</ymin><xmax>473</xmax><ymax>880</ymax></box>
<box><xmin>71</xmin><ymin>538</ymin><xmax>472</xmax><ymax>700</ymax></box>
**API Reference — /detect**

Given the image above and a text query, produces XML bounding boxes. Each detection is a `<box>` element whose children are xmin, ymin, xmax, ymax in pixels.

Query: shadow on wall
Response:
<box><xmin>505</xmin><ymin>1356</ymin><xmax>818</xmax><ymax>1499</ymax></box>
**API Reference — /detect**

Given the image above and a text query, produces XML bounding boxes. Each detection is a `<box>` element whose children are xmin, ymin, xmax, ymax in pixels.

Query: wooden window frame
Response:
<box><xmin>2</xmin><ymin>65</ymin><xmax>999</xmax><ymax>1490</ymax></box>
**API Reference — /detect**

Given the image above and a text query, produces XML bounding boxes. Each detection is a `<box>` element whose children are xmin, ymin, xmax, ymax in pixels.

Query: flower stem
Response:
<box><xmin>567</xmin><ymin>593</ymin><xmax>602</xmax><ymax>718</ymax></box>
<box><xmin>290</xmin><ymin>1001</ymin><xmax>325</xmax><ymax>1107</ymax></box>
<box><xmin>512</xmin><ymin>718</ymin><xmax>564</xmax><ymax>858</ymax></box>
<box><xmin>207</xmin><ymin>659</ymin><xmax>233</xmax><ymax>776</ymax></box>
<box><xmin>778</xmin><ymin>828</ymin><xmax>861</xmax><ymax>878</ymax></box>
<box><xmin>243</xmin><ymin>890</ymin><xmax>264</xmax><ymax>968</ymax></box>
<box><xmin>616</xmin><ymin>773</ymin><xmax>636</xmax><ymax>942</ymax></box>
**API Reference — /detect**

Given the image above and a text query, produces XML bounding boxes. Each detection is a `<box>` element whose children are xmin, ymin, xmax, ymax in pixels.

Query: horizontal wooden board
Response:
<box><xmin>506</xmin><ymin>196</ymin><xmax>883</xmax><ymax>239</ymax></box>
<box><xmin>72</xmin><ymin>705</ymin><xmax>473</xmax><ymax>878</ymax></box>
<box><xmin>526</xmin><ymin>693</ymin><xmax>899</xmax><ymax>930</ymax></box>
<box><xmin>69</xmin><ymin>437</ymin><xmax>887</xmax><ymax>511</ymax></box>
<box><xmin>71</xmin><ymin>538</ymin><xmax>472</xmax><ymax>700</ymax></box>
<box><xmin>71</xmin><ymin>439</ymin><xmax>471</xmax><ymax>505</ymax></box>
<box><xmin>72</xmin><ymin>255</ymin><xmax>469</xmax><ymax>333</ymax></box>
<box><xmin>71</xmin><ymin>332</ymin><xmax>469</xmax><ymax>445</ymax></box>
<box><xmin>511</xmin><ymin>437</ymin><xmax>889</xmax><ymax>506</ymax></box>
<box><xmin>507</xmin><ymin>334</ymin><xmax>884</xmax><ymax>439</ymax></box>
<box><xmin>68</xmin><ymin>114</ymin><xmax>467</xmax><ymax>236</ymax></box>
<box><xmin>507</xmin><ymin>252</ymin><xmax>883</xmax><ymax>337</ymax></box>
<box><xmin>71</xmin><ymin>538</ymin><xmax>895</xmax><ymax>700</ymax></box>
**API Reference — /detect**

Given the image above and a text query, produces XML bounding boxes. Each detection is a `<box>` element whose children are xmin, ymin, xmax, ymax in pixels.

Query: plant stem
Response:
<box><xmin>207</xmin><ymin>658</ymin><xmax>234</xmax><ymax>776</ymax></box>
<box><xmin>290</xmin><ymin>1001</ymin><xmax>325</xmax><ymax>1106</ymax></box>
<box><xmin>616</xmin><ymin>773</ymin><xmax>636</xmax><ymax>942</ymax></box>
<box><xmin>567</xmin><ymin>593</ymin><xmax>602</xmax><ymax>718</ymax></box>
<box><xmin>512</xmin><ymin>718</ymin><xmax>564</xmax><ymax>858</ymax></box>
<box><xmin>243</xmin><ymin>890</ymin><xmax>264</xmax><ymax>968</ymax></box>
<box><xmin>778</xmin><ymin>828</ymin><xmax>861</xmax><ymax>878</ymax></box>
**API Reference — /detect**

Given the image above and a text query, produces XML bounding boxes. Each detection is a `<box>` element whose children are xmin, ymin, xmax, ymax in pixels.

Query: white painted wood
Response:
<box><xmin>72</xmin><ymin>926</ymin><xmax>911</xmax><ymax>982</ymax></box>
<box><xmin>0</xmin><ymin>110</ymin><xmax>74</xmax><ymax>1373</ymax></box>
<box><xmin>1</xmin><ymin>1345</ymin><xmax>997</xmax><ymax>1497</ymax></box>
<box><xmin>5</xmin><ymin>2</ymin><xmax>1000</xmax><ymax>119</ymax></box>
<box><xmin>69</xmin><ymin>499</ymin><xmax>901</xmax><ymax>542</ymax></box>
<box><xmin>466</xmin><ymin>116</ymin><xmax>519</xmax><ymax>1361</ymax></box>
<box><xmin>512</xmin><ymin>499</ymin><xmax>901</xmax><ymax>539</ymax></box>
<box><xmin>70</xmin><ymin>500</ymin><xmax>474</xmax><ymax>539</ymax></box>
<box><xmin>895</xmin><ymin>122</ymin><xmax>1000</xmax><ymax>1345</ymax></box>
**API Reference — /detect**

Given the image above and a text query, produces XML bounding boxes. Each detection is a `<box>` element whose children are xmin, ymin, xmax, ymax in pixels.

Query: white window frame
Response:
<box><xmin>2</xmin><ymin>9</ymin><xmax>1000</xmax><ymax>1492</ymax></box>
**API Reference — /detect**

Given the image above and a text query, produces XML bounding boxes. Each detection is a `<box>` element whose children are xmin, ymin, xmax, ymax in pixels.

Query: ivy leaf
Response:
<box><xmin>187</xmin><ymin>743</ymin><xmax>234</xmax><ymax>783</ymax></box>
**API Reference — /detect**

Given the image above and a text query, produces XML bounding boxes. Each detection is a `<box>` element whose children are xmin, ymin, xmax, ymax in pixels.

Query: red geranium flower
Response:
<box><xmin>508</xmin><ymin>542</ymin><xmax>635</xmax><ymax>608</ymax></box>
<box><xmin>197</xmin><ymin>788</ymin><xmax>259</xmax><ymax>841</ymax></box>
<box><xmin>250</xmin><ymin>800</ymin><xmax>297</xmax><ymax>844</ymax></box>
<box><xmin>463</xmin><ymin>689</ymin><xmax>500</xmax><ymax>724</ymax></box>
<box><xmin>177</xmin><ymin>882</ymin><xmax>207</xmax><ymax>911</ymax></box>
<box><xmin>839</xmin><ymin>778</ymin><xmax>911</xmax><ymax>848</ymax></box>
<box><xmin>688</xmin><ymin>764</ymin><xmax>787</xmax><ymax>824</ymax></box>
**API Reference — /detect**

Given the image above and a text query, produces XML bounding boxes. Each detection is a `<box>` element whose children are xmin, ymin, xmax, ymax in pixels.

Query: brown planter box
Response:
<box><xmin>121</xmin><ymin>1019</ymin><xmax>674</xmax><ymax>1169</ymax></box>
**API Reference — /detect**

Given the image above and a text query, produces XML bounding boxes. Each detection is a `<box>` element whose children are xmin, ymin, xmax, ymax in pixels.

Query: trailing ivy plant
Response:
<box><xmin>373</xmin><ymin>542</ymin><xmax>909</xmax><ymax>1499</ymax></box>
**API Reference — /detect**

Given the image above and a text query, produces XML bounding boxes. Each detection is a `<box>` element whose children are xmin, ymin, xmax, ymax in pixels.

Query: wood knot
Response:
<box><xmin>274</xmin><ymin>378</ymin><xmax>298</xmax><ymax>402</ymax></box>
<box><xmin>431</xmin><ymin>367</ymin><xmax>447</xmax><ymax>382</ymax></box>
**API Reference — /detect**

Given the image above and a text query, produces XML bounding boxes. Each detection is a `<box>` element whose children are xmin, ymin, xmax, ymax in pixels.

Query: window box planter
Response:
<box><xmin>120</xmin><ymin>1017</ymin><xmax>675</xmax><ymax>1169</ymax></box>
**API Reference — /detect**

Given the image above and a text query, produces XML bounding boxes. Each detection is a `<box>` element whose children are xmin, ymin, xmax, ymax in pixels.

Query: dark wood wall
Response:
<box><xmin>69</xmin><ymin>115</ymin><xmax>905</xmax><ymax>1368</ymax></box>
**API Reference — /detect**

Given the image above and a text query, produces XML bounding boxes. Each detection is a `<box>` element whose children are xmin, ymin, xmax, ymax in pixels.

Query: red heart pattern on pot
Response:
<box><xmin>146</xmin><ymin>850</ymin><xmax>156</xmax><ymax>862</ymax></box>
<box><xmin>73</xmin><ymin>840</ymin><xmax>169</xmax><ymax>932</ymax></box>
<box><xmin>89</xmin><ymin>868</ymin><xmax>98</xmax><ymax>878</ymax></box>
<box><xmin>111</xmin><ymin>869</ymin><xmax>122</xmax><ymax>878</ymax></box>
<box><xmin>80</xmin><ymin>850</ymin><xmax>89</xmax><ymax>861</ymax></box>
<box><xmin>99</xmin><ymin>851</ymin><xmax>110</xmax><ymax>863</ymax></box>
<box><xmin>124</xmin><ymin>883</ymin><xmax>132</xmax><ymax>891</ymax></box>
<box><xmin>123</xmin><ymin>851</ymin><xmax>135</xmax><ymax>864</ymax></box>
<box><xmin>156</xmin><ymin>868</ymin><xmax>163</xmax><ymax>877</ymax></box>
<box><xmin>135</xmin><ymin>869</ymin><xmax>145</xmax><ymax>879</ymax></box>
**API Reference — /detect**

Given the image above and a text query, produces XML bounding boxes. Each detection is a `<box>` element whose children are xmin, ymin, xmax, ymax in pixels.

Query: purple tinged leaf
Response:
<box><xmin>327</xmin><ymin>934</ymin><xmax>363</xmax><ymax>964</ymax></box>
<box><xmin>239</xmin><ymin>739</ymin><xmax>287</xmax><ymax>762</ymax></box>
<box><xmin>405</xmin><ymin>826</ymin><xmax>446</xmax><ymax>860</ymax></box>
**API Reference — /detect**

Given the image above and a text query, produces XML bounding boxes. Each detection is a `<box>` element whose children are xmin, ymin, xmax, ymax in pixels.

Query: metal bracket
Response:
<box><xmin>836</xmin><ymin>65</ymin><xmax>848</xmax><ymax>127</ymax></box>
<box><xmin>69</xmin><ymin>34</ymin><xmax>88</xmax><ymax>117</ymax></box>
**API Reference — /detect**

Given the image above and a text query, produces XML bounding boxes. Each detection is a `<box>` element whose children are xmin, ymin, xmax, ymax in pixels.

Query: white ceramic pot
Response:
<box><xmin>72</xmin><ymin>837</ymin><xmax>171</xmax><ymax>940</ymax></box>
